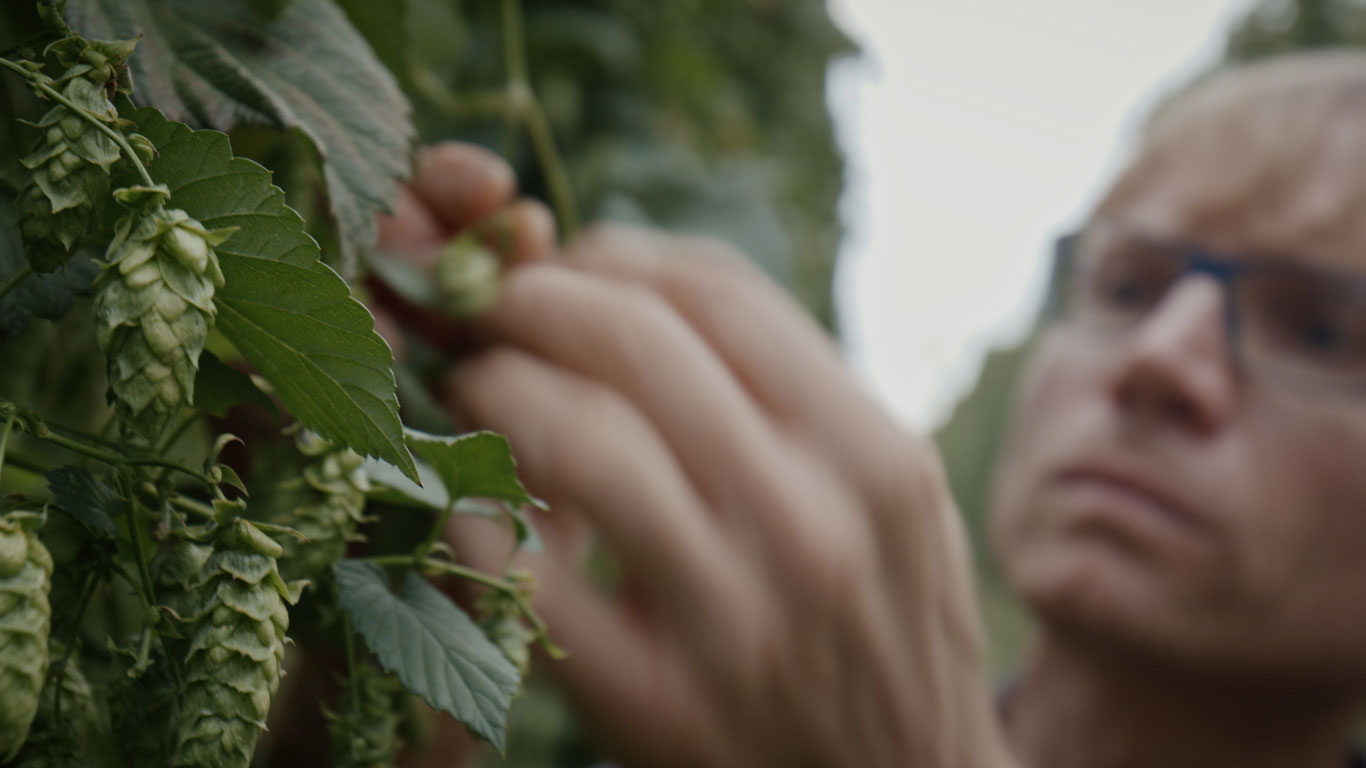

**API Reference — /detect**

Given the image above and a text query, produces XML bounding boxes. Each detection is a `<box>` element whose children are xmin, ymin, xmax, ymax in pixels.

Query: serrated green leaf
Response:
<box><xmin>112</xmin><ymin>103</ymin><xmax>418</xmax><ymax>482</ymax></box>
<box><xmin>193</xmin><ymin>350</ymin><xmax>276</xmax><ymax>420</ymax></box>
<box><xmin>69</xmin><ymin>0</ymin><xmax>414</xmax><ymax>276</ymax></box>
<box><xmin>334</xmin><ymin>561</ymin><xmax>519</xmax><ymax>751</ymax></box>
<box><xmin>0</xmin><ymin>190</ymin><xmax>98</xmax><ymax>340</ymax></box>
<box><xmin>45</xmin><ymin>466</ymin><xmax>122</xmax><ymax>539</ymax></box>
<box><xmin>403</xmin><ymin>429</ymin><xmax>545</xmax><ymax>511</ymax></box>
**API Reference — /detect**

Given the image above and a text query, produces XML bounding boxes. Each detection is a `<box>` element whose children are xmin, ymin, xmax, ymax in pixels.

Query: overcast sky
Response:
<box><xmin>826</xmin><ymin>0</ymin><xmax>1258</xmax><ymax>431</ymax></box>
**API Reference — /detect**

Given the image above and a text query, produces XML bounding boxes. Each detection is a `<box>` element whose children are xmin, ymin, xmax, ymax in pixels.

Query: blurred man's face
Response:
<box><xmin>989</xmin><ymin>108</ymin><xmax>1366</xmax><ymax>689</ymax></box>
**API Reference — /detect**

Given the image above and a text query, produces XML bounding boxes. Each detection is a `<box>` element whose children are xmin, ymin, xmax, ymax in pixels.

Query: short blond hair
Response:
<box><xmin>1095</xmin><ymin>50</ymin><xmax>1366</xmax><ymax>256</ymax></box>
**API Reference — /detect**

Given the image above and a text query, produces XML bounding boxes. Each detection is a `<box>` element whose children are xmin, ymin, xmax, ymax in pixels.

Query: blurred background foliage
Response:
<box><xmin>934</xmin><ymin>0</ymin><xmax>1366</xmax><ymax>680</ymax></box>
<box><xmin>396</xmin><ymin>0</ymin><xmax>854</xmax><ymax>330</ymax></box>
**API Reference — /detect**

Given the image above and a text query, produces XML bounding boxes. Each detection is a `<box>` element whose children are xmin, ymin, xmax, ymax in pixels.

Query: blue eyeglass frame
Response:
<box><xmin>1040</xmin><ymin>222</ymin><xmax>1366</xmax><ymax>393</ymax></box>
<box><xmin>1044</xmin><ymin>227</ymin><xmax>1244</xmax><ymax>350</ymax></box>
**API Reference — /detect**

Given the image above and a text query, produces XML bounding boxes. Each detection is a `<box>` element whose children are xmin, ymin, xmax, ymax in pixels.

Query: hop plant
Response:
<box><xmin>94</xmin><ymin>196</ymin><xmax>235</xmax><ymax>439</ymax></box>
<box><xmin>326</xmin><ymin>662</ymin><xmax>405</xmax><ymax>768</ymax></box>
<box><xmin>277</xmin><ymin>431</ymin><xmax>371</xmax><ymax>585</ymax></box>
<box><xmin>16</xmin><ymin>37</ymin><xmax>141</xmax><ymax>273</ymax></box>
<box><xmin>0</xmin><ymin>509</ymin><xmax>54</xmax><ymax>761</ymax></box>
<box><xmin>173</xmin><ymin>518</ymin><xmax>303</xmax><ymax>768</ymax></box>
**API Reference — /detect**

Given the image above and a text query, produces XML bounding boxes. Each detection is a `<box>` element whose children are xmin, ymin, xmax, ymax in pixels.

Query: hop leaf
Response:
<box><xmin>326</xmin><ymin>662</ymin><xmax>405</xmax><ymax>768</ymax></box>
<box><xmin>17</xmin><ymin>69</ymin><xmax>122</xmax><ymax>272</ymax></box>
<box><xmin>93</xmin><ymin>203</ymin><xmax>236</xmax><ymax>439</ymax></box>
<box><xmin>276</xmin><ymin>431</ymin><xmax>372</xmax><ymax>585</ymax></box>
<box><xmin>172</xmin><ymin>518</ymin><xmax>302</xmax><ymax>768</ymax></box>
<box><xmin>0</xmin><ymin>510</ymin><xmax>54</xmax><ymax>761</ymax></box>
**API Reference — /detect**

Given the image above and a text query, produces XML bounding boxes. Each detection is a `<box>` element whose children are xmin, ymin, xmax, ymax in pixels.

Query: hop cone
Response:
<box><xmin>278</xmin><ymin>431</ymin><xmax>371</xmax><ymax>585</ymax></box>
<box><xmin>0</xmin><ymin>510</ymin><xmax>53</xmax><ymax>761</ymax></box>
<box><xmin>13</xmin><ymin>646</ymin><xmax>96</xmax><ymax>768</ymax></box>
<box><xmin>434</xmin><ymin>234</ymin><xmax>501</xmax><ymax>316</ymax></box>
<box><xmin>94</xmin><ymin>204</ymin><xmax>234</xmax><ymax>439</ymax></box>
<box><xmin>17</xmin><ymin>69</ymin><xmax>122</xmax><ymax>273</ymax></box>
<box><xmin>326</xmin><ymin>662</ymin><xmax>405</xmax><ymax>768</ymax></box>
<box><xmin>173</xmin><ymin>519</ymin><xmax>303</xmax><ymax>768</ymax></box>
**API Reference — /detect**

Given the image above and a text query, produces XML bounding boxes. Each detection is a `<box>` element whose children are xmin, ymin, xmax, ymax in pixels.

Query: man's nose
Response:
<box><xmin>1106</xmin><ymin>277</ymin><xmax>1239</xmax><ymax>435</ymax></box>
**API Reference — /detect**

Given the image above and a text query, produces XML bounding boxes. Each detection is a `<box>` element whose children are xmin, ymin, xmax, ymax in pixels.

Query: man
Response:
<box><xmin>379</xmin><ymin>50</ymin><xmax>1366</xmax><ymax>767</ymax></box>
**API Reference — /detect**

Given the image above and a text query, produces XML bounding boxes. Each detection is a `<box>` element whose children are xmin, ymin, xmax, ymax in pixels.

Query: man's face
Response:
<box><xmin>989</xmin><ymin>120</ymin><xmax>1366</xmax><ymax>689</ymax></box>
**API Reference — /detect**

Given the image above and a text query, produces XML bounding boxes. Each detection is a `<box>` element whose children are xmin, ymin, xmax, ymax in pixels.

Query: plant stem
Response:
<box><xmin>342</xmin><ymin>611</ymin><xmax>360</xmax><ymax>717</ymax></box>
<box><xmin>120</xmin><ymin>472</ymin><xmax>158</xmax><ymax>608</ymax></box>
<box><xmin>0</xmin><ymin>55</ymin><xmax>156</xmax><ymax>187</ymax></box>
<box><xmin>412</xmin><ymin>500</ymin><xmax>455</xmax><ymax>564</ymax></box>
<box><xmin>169</xmin><ymin>495</ymin><xmax>215</xmax><ymax>520</ymax></box>
<box><xmin>499</xmin><ymin>0</ymin><xmax>578</xmax><ymax>240</ymax></box>
<box><xmin>52</xmin><ymin>570</ymin><xmax>99</xmax><ymax>724</ymax></box>
<box><xmin>0</xmin><ymin>264</ymin><xmax>33</xmax><ymax>303</ymax></box>
<box><xmin>33</xmin><ymin>426</ymin><xmax>213</xmax><ymax>485</ymax></box>
<box><xmin>0</xmin><ymin>412</ymin><xmax>15</xmax><ymax>492</ymax></box>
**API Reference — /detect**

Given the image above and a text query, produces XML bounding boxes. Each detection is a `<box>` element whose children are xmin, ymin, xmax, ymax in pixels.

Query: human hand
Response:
<box><xmin>437</xmin><ymin>224</ymin><xmax>1013</xmax><ymax>767</ymax></box>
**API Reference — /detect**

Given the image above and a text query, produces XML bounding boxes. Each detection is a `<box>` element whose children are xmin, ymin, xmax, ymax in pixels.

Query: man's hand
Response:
<box><xmin>378</xmin><ymin>144</ymin><xmax>1012</xmax><ymax>768</ymax></box>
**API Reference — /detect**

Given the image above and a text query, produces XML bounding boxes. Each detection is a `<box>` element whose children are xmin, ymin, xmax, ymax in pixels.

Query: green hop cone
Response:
<box><xmin>434</xmin><ymin>234</ymin><xmax>501</xmax><ymax>316</ymax></box>
<box><xmin>477</xmin><ymin>590</ymin><xmax>535</xmax><ymax>675</ymax></box>
<box><xmin>173</xmin><ymin>518</ymin><xmax>304</xmax><ymax>768</ymax></box>
<box><xmin>17</xmin><ymin>69</ymin><xmax>122</xmax><ymax>272</ymax></box>
<box><xmin>278</xmin><ymin>431</ymin><xmax>371</xmax><ymax>585</ymax></box>
<box><xmin>0</xmin><ymin>509</ymin><xmax>53</xmax><ymax>761</ymax></box>
<box><xmin>13</xmin><ymin>644</ymin><xmax>97</xmax><ymax>768</ymax></box>
<box><xmin>94</xmin><ymin>201</ymin><xmax>236</xmax><ymax>439</ymax></box>
<box><xmin>326</xmin><ymin>662</ymin><xmax>405</xmax><ymax>768</ymax></box>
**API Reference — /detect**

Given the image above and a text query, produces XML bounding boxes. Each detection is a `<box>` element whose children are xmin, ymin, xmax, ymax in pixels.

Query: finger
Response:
<box><xmin>442</xmin><ymin>347</ymin><xmax>752</xmax><ymax>617</ymax></box>
<box><xmin>376</xmin><ymin>186</ymin><xmax>447</xmax><ymax>267</ymax></box>
<box><xmin>411</xmin><ymin>143</ymin><xmax>516</xmax><ymax>233</ymax></box>
<box><xmin>482</xmin><ymin>264</ymin><xmax>786</xmax><ymax>513</ymax></box>
<box><xmin>564</xmin><ymin>225</ymin><xmax>927</xmax><ymax>507</ymax></box>
<box><xmin>472</xmin><ymin>198</ymin><xmax>557</xmax><ymax>266</ymax></box>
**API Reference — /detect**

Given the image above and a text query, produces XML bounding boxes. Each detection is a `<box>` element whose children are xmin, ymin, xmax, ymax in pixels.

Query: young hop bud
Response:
<box><xmin>277</xmin><ymin>431</ymin><xmax>372</xmax><ymax>585</ymax></box>
<box><xmin>17</xmin><ymin>68</ymin><xmax>123</xmax><ymax>272</ymax></box>
<box><xmin>94</xmin><ymin>203</ymin><xmax>235</xmax><ymax>439</ymax></box>
<box><xmin>0</xmin><ymin>510</ymin><xmax>53</xmax><ymax>761</ymax></box>
<box><xmin>173</xmin><ymin>518</ymin><xmax>303</xmax><ymax>768</ymax></box>
<box><xmin>326</xmin><ymin>662</ymin><xmax>405</xmax><ymax>768</ymax></box>
<box><xmin>434</xmin><ymin>234</ymin><xmax>501</xmax><ymax>316</ymax></box>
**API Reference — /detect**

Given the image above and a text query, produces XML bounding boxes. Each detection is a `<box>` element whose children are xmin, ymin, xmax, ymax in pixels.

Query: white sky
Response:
<box><xmin>827</xmin><ymin>0</ymin><xmax>1258</xmax><ymax>431</ymax></box>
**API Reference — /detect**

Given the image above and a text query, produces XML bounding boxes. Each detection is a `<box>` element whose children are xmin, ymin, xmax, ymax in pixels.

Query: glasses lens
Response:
<box><xmin>1239</xmin><ymin>266</ymin><xmax>1366</xmax><ymax>388</ymax></box>
<box><xmin>1067</xmin><ymin>227</ymin><xmax>1186</xmax><ymax>327</ymax></box>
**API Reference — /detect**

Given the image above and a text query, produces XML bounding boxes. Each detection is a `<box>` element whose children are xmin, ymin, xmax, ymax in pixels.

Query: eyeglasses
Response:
<box><xmin>1047</xmin><ymin>220</ymin><xmax>1366</xmax><ymax>393</ymax></box>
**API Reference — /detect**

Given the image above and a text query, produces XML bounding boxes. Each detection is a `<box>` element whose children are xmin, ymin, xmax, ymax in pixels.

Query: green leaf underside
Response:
<box><xmin>334</xmin><ymin>561</ymin><xmax>519</xmax><ymax>751</ymax></box>
<box><xmin>0</xmin><ymin>190</ymin><xmax>98</xmax><ymax>339</ymax></box>
<box><xmin>114</xmin><ymin>103</ymin><xmax>417</xmax><ymax>481</ymax></box>
<box><xmin>192</xmin><ymin>349</ymin><xmax>276</xmax><ymax>419</ymax></box>
<box><xmin>403</xmin><ymin>429</ymin><xmax>545</xmax><ymax>511</ymax></box>
<box><xmin>46</xmin><ymin>465</ymin><xmax>123</xmax><ymax>538</ymax></box>
<box><xmin>68</xmin><ymin>0</ymin><xmax>414</xmax><ymax>274</ymax></box>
